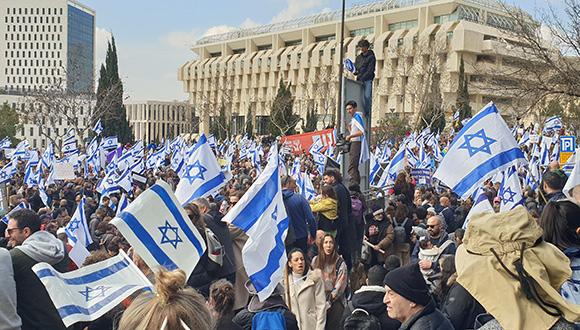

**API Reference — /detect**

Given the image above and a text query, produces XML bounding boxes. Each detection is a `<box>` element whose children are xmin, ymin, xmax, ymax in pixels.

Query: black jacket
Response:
<box><xmin>354</xmin><ymin>50</ymin><xmax>376</xmax><ymax>82</ymax></box>
<box><xmin>203</xmin><ymin>214</ymin><xmax>236</xmax><ymax>280</ymax></box>
<box><xmin>342</xmin><ymin>285</ymin><xmax>401</xmax><ymax>330</ymax></box>
<box><xmin>441</xmin><ymin>282</ymin><xmax>485</xmax><ymax>330</ymax></box>
<box><xmin>333</xmin><ymin>182</ymin><xmax>353</xmax><ymax>251</ymax></box>
<box><xmin>400</xmin><ymin>299</ymin><xmax>454</xmax><ymax>330</ymax></box>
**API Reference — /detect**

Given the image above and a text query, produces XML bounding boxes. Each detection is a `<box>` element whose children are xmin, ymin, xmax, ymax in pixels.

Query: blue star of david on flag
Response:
<box><xmin>79</xmin><ymin>285</ymin><xmax>110</xmax><ymax>302</ymax></box>
<box><xmin>271</xmin><ymin>206</ymin><xmax>278</xmax><ymax>222</ymax></box>
<box><xmin>68</xmin><ymin>219</ymin><xmax>80</xmax><ymax>231</ymax></box>
<box><xmin>0</xmin><ymin>172</ymin><xmax>7</xmax><ymax>180</ymax></box>
<box><xmin>501</xmin><ymin>186</ymin><xmax>517</xmax><ymax>203</ymax></box>
<box><xmin>459</xmin><ymin>129</ymin><xmax>497</xmax><ymax>157</ymax></box>
<box><xmin>158</xmin><ymin>220</ymin><xmax>183</xmax><ymax>249</ymax></box>
<box><xmin>183</xmin><ymin>160</ymin><xmax>207</xmax><ymax>184</ymax></box>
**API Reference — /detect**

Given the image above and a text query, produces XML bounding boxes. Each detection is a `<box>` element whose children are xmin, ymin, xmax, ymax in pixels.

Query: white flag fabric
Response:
<box><xmin>433</xmin><ymin>102</ymin><xmax>527</xmax><ymax>199</ymax></box>
<box><xmin>1</xmin><ymin>202</ymin><xmax>30</xmax><ymax>224</ymax></box>
<box><xmin>462</xmin><ymin>187</ymin><xmax>494</xmax><ymax>230</ymax></box>
<box><xmin>376</xmin><ymin>144</ymin><xmax>405</xmax><ymax>188</ymax></box>
<box><xmin>175</xmin><ymin>134</ymin><xmax>231</xmax><ymax>205</ymax></box>
<box><xmin>32</xmin><ymin>251</ymin><xmax>152</xmax><ymax>327</ymax></box>
<box><xmin>116</xmin><ymin>193</ymin><xmax>129</xmax><ymax>216</ymax></box>
<box><xmin>300</xmin><ymin>172</ymin><xmax>316</xmax><ymax>201</ymax></box>
<box><xmin>111</xmin><ymin>181</ymin><xmax>206</xmax><ymax>278</ymax></box>
<box><xmin>352</xmin><ymin>112</ymin><xmax>370</xmax><ymax>165</ymax></box>
<box><xmin>222</xmin><ymin>145</ymin><xmax>289</xmax><ymax>301</ymax></box>
<box><xmin>65</xmin><ymin>198</ymin><xmax>93</xmax><ymax>247</ymax></box>
<box><xmin>564</xmin><ymin>147</ymin><xmax>580</xmax><ymax>198</ymax></box>
<box><xmin>499</xmin><ymin>166</ymin><xmax>524</xmax><ymax>212</ymax></box>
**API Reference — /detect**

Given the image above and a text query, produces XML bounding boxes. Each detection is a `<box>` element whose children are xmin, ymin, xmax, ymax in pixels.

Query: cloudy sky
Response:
<box><xmin>83</xmin><ymin>0</ymin><xmax>563</xmax><ymax>102</ymax></box>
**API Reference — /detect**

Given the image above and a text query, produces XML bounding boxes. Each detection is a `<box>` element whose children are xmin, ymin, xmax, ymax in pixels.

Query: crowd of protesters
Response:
<box><xmin>0</xmin><ymin>133</ymin><xmax>579</xmax><ymax>330</ymax></box>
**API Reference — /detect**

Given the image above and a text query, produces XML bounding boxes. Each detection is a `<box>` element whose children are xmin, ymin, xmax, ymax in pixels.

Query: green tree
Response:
<box><xmin>302</xmin><ymin>107</ymin><xmax>318</xmax><ymax>133</ymax></box>
<box><xmin>209</xmin><ymin>106</ymin><xmax>229</xmax><ymax>141</ymax></box>
<box><xmin>269</xmin><ymin>80</ymin><xmax>299</xmax><ymax>136</ymax></box>
<box><xmin>373</xmin><ymin>113</ymin><xmax>409</xmax><ymax>144</ymax></box>
<box><xmin>419</xmin><ymin>72</ymin><xmax>445</xmax><ymax>133</ymax></box>
<box><xmin>96</xmin><ymin>36</ymin><xmax>133</xmax><ymax>143</ymax></box>
<box><xmin>455</xmin><ymin>56</ymin><xmax>472</xmax><ymax>130</ymax></box>
<box><xmin>245</xmin><ymin>107</ymin><xmax>254</xmax><ymax>137</ymax></box>
<box><xmin>0</xmin><ymin>103</ymin><xmax>21</xmax><ymax>144</ymax></box>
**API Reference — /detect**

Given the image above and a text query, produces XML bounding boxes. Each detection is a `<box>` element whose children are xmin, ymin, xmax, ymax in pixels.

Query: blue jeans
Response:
<box><xmin>362</xmin><ymin>80</ymin><xmax>373</xmax><ymax>117</ymax></box>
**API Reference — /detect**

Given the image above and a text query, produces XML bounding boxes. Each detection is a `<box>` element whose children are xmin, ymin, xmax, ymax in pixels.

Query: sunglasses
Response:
<box><xmin>427</xmin><ymin>225</ymin><xmax>438</xmax><ymax>229</ymax></box>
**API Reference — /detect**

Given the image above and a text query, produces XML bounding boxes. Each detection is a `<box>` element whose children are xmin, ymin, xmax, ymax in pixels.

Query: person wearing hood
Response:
<box><xmin>5</xmin><ymin>209</ymin><xmax>67</xmax><ymax>330</ymax></box>
<box><xmin>282</xmin><ymin>175</ymin><xmax>317</xmax><ymax>253</ymax></box>
<box><xmin>342</xmin><ymin>265</ymin><xmax>401</xmax><ymax>329</ymax></box>
<box><xmin>383</xmin><ymin>263</ymin><xmax>453</xmax><ymax>330</ymax></box>
<box><xmin>0</xmin><ymin>248</ymin><xmax>21</xmax><ymax>330</ymax></box>
<box><xmin>284</xmin><ymin>248</ymin><xmax>327</xmax><ymax>330</ymax></box>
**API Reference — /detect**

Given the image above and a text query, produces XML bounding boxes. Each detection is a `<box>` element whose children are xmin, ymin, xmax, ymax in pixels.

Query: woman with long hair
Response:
<box><xmin>539</xmin><ymin>200</ymin><xmax>580</xmax><ymax>304</ymax></box>
<box><xmin>311</xmin><ymin>234</ymin><xmax>347</xmax><ymax>330</ymax></box>
<box><xmin>118</xmin><ymin>268</ymin><xmax>212</xmax><ymax>330</ymax></box>
<box><xmin>183</xmin><ymin>203</ymin><xmax>215</xmax><ymax>297</ymax></box>
<box><xmin>284</xmin><ymin>248</ymin><xmax>326</xmax><ymax>330</ymax></box>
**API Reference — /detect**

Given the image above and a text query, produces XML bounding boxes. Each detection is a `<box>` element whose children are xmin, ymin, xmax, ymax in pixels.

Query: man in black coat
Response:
<box><xmin>323</xmin><ymin>169</ymin><xmax>353</xmax><ymax>271</ymax></box>
<box><xmin>354</xmin><ymin>39</ymin><xmax>376</xmax><ymax>117</ymax></box>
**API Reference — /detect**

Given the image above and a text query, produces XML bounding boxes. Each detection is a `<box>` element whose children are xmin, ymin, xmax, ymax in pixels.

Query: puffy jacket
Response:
<box><xmin>441</xmin><ymin>278</ymin><xmax>485</xmax><ymax>330</ymax></box>
<box><xmin>342</xmin><ymin>285</ymin><xmax>400</xmax><ymax>330</ymax></box>
<box><xmin>282</xmin><ymin>189</ymin><xmax>317</xmax><ymax>240</ymax></box>
<box><xmin>400</xmin><ymin>299</ymin><xmax>454</xmax><ymax>330</ymax></box>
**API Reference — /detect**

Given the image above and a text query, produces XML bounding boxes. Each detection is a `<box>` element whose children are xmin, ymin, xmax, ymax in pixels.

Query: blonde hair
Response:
<box><xmin>118</xmin><ymin>268</ymin><xmax>212</xmax><ymax>330</ymax></box>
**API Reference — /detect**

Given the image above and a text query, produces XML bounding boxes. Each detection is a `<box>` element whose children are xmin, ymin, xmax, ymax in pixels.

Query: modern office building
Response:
<box><xmin>125</xmin><ymin>101</ymin><xmax>198</xmax><ymax>144</ymax></box>
<box><xmin>179</xmin><ymin>0</ymin><xmax>534</xmax><ymax>134</ymax></box>
<box><xmin>0</xmin><ymin>0</ymin><xmax>95</xmax><ymax>148</ymax></box>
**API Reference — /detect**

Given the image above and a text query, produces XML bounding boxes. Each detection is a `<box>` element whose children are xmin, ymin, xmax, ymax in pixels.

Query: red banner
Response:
<box><xmin>280</xmin><ymin>129</ymin><xmax>335</xmax><ymax>155</ymax></box>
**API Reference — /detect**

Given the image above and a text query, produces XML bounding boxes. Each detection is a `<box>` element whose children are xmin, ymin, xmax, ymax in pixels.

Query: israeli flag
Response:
<box><xmin>116</xmin><ymin>193</ymin><xmax>129</xmax><ymax>216</ymax></box>
<box><xmin>299</xmin><ymin>172</ymin><xmax>316</xmax><ymax>201</ymax></box>
<box><xmin>92</xmin><ymin>119</ymin><xmax>104</xmax><ymax>136</ymax></box>
<box><xmin>0</xmin><ymin>161</ymin><xmax>16</xmax><ymax>184</ymax></box>
<box><xmin>32</xmin><ymin>250</ymin><xmax>152</xmax><ymax>328</ymax></box>
<box><xmin>433</xmin><ymin>103</ymin><xmax>526</xmax><ymax>199</ymax></box>
<box><xmin>111</xmin><ymin>181</ymin><xmax>206</xmax><ymax>278</ymax></box>
<box><xmin>352</xmin><ymin>112</ymin><xmax>370</xmax><ymax>164</ymax></box>
<box><xmin>544</xmin><ymin>116</ymin><xmax>562</xmax><ymax>134</ymax></box>
<box><xmin>453</xmin><ymin>110</ymin><xmax>460</xmax><ymax>121</ymax></box>
<box><xmin>498</xmin><ymin>166</ymin><xmax>524</xmax><ymax>211</ymax></box>
<box><xmin>97</xmin><ymin>168</ymin><xmax>133</xmax><ymax>197</ymax></box>
<box><xmin>101</xmin><ymin>136</ymin><xmax>119</xmax><ymax>151</ymax></box>
<box><xmin>65</xmin><ymin>198</ymin><xmax>92</xmax><ymax>247</ymax></box>
<box><xmin>376</xmin><ymin>144</ymin><xmax>405</xmax><ymax>187</ymax></box>
<box><xmin>42</xmin><ymin>143</ymin><xmax>55</xmax><ymax>170</ymax></box>
<box><xmin>1</xmin><ymin>202</ymin><xmax>30</xmax><ymax>224</ymax></box>
<box><xmin>564</xmin><ymin>147</ymin><xmax>580</xmax><ymax>198</ymax></box>
<box><xmin>175</xmin><ymin>134</ymin><xmax>230</xmax><ymax>206</ymax></box>
<box><xmin>311</xmin><ymin>150</ymin><xmax>326</xmax><ymax>174</ymax></box>
<box><xmin>290</xmin><ymin>157</ymin><xmax>301</xmax><ymax>179</ymax></box>
<box><xmin>462</xmin><ymin>187</ymin><xmax>494</xmax><ymax>230</ymax></box>
<box><xmin>0</xmin><ymin>137</ymin><xmax>11</xmax><ymax>149</ymax></box>
<box><xmin>309</xmin><ymin>138</ymin><xmax>325</xmax><ymax>155</ymax></box>
<box><xmin>369</xmin><ymin>153</ymin><xmax>382</xmax><ymax>185</ymax></box>
<box><xmin>62</xmin><ymin>133</ymin><xmax>78</xmax><ymax>155</ymax></box>
<box><xmin>222</xmin><ymin>145</ymin><xmax>289</xmax><ymax>301</ymax></box>
<box><xmin>525</xmin><ymin>157</ymin><xmax>541</xmax><ymax>191</ymax></box>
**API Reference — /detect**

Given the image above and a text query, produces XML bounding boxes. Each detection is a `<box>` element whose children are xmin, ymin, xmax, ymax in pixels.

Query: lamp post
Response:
<box><xmin>336</xmin><ymin>0</ymin><xmax>346</xmax><ymax>129</ymax></box>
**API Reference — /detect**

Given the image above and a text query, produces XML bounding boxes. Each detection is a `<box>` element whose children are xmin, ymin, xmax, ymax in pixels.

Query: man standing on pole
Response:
<box><xmin>346</xmin><ymin>101</ymin><xmax>364</xmax><ymax>186</ymax></box>
<box><xmin>354</xmin><ymin>39</ymin><xmax>376</xmax><ymax>117</ymax></box>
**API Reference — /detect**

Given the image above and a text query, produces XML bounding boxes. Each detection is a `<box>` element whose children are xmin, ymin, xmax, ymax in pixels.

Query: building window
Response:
<box><xmin>257</xmin><ymin>44</ymin><xmax>272</xmax><ymax>51</ymax></box>
<box><xmin>284</xmin><ymin>39</ymin><xmax>302</xmax><ymax>47</ymax></box>
<box><xmin>209</xmin><ymin>52</ymin><xmax>222</xmax><ymax>57</ymax></box>
<box><xmin>388</xmin><ymin>20</ymin><xmax>418</xmax><ymax>31</ymax></box>
<box><xmin>349</xmin><ymin>27</ymin><xmax>374</xmax><ymax>37</ymax></box>
<box><xmin>232</xmin><ymin>48</ymin><xmax>245</xmax><ymax>54</ymax></box>
<box><xmin>315</xmin><ymin>34</ymin><xmax>335</xmax><ymax>42</ymax></box>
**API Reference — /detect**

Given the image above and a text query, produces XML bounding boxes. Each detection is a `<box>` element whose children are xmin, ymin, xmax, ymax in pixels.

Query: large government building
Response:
<box><xmin>0</xmin><ymin>0</ymin><xmax>95</xmax><ymax>149</ymax></box>
<box><xmin>179</xmin><ymin>0</ymin><xmax>530</xmax><ymax>135</ymax></box>
<box><xmin>125</xmin><ymin>101</ymin><xmax>197</xmax><ymax>144</ymax></box>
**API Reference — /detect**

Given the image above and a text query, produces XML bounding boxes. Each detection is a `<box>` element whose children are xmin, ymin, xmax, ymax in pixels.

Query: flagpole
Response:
<box><xmin>336</xmin><ymin>0</ymin><xmax>346</xmax><ymax>127</ymax></box>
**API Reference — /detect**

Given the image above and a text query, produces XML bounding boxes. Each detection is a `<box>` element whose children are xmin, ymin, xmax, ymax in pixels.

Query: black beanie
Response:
<box><xmin>383</xmin><ymin>263</ymin><xmax>431</xmax><ymax>306</ymax></box>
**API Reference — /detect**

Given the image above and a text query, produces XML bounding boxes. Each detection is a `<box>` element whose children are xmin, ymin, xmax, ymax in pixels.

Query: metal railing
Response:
<box><xmin>195</xmin><ymin>0</ymin><xmax>507</xmax><ymax>45</ymax></box>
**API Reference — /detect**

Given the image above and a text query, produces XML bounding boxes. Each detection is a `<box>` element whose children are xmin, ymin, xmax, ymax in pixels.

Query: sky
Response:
<box><xmin>83</xmin><ymin>0</ymin><xmax>565</xmax><ymax>102</ymax></box>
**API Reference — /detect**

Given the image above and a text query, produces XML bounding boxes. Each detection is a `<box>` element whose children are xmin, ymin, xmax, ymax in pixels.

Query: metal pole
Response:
<box><xmin>336</xmin><ymin>0</ymin><xmax>346</xmax><ymax>128</ymax></box>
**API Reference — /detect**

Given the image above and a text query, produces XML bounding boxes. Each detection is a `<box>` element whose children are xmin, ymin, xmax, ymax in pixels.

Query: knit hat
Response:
<box><xmin>383</xmin><ymin>263</ymin><xmax>430</xmax><ymax>306</ymax></box>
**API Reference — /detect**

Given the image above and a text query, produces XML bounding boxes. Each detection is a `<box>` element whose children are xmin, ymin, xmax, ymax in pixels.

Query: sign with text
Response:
<box><xmin>411</xmin><ymin>168</ymin><xmax>433</xmax><ymax>186</ymax></box>
<box><xmin>560</xmin><ymin>136</ymin><xmax>576</xmax><ymax>165</ymax></box>
<box><xmin>280</xmin><ymin>129</ymin><xmax>335</xmax><ymax>155</ymax></box>
<box><xmin>53</xmin><ymin>162</ymin><xmax>76</xmax><ymax>180</ymax></box>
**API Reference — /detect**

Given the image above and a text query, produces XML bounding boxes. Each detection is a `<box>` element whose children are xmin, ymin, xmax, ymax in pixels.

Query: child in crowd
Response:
<box><xmin>309</xmin><ymin>185</ymin><xmax>338</xmax><ymax>237</ymax></box>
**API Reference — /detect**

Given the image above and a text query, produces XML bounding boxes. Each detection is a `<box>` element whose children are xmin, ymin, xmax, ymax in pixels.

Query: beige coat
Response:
<box><xmin>229</xmin><ymin>225</ymin><xmax>250</xmax><ymax>311</ymax></box>
<box><xmin>285</xmin><ymin>269</ymin><xmax>327</xmax><ymax>330</ymax></box>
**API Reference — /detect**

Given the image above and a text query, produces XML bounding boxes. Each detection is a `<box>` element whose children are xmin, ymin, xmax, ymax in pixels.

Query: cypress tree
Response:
<box><xmin>245</xmin><ymin>106</ymin><xmax>254</xmax><ymax>137</ymax></box>
<box><xmin>456</xmin><ymin>56</ymin><xmax>472</xmax><ymax>123</ymax></box>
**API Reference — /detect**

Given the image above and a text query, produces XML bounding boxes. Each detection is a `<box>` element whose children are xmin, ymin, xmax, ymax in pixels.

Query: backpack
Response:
<box><xmin>344</xmin><ymin>308</ymin><xmax>381</xmax><ymax>330</ymax></box>
<box><xmin>252</xmin><ymin>310</ymin><xmax>286</xmax><ymax>330</ymax></box>
<box><xmin>393</xmin><ymin>218</ymin><xmax>408</xmax><ymax>245</ymax></box>
<box><xmin>351</xmin><ymin>196</ymin><xmax>364</xmax><ymax>224</ymax></box>
<box><xmin>205</xmin><ymin>227</ymin><xmax>224</xmax><ymax>267</ymax></box>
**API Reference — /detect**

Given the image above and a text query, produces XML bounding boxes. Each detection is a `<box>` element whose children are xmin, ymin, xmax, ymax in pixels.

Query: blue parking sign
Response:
<box><xmin>560</xmin><ymin>136</ymin><xmax>576</xmax><ymax>153</ymax></box>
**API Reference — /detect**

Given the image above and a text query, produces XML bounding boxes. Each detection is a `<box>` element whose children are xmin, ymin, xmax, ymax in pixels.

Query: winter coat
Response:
<box><xmin>0</xmin><ymin>248</ymin><xmax>20</xmax><ymax>330</ymax></box>
<box><xmin>283</xmin><ymin>189</ymin><xmax>317</xmax><ymax>240</ymax></box>
<box><xmin>233</xmin><ymin>296</ymin><xmax>299</xmax><ymax>330</ymax></box>
<box><xmin>310</xmin><ymin>197</ymin><xmax>338</xmax><ymax>233</ymax></box>
<box><xmin>203</xmin><ymin>213</ymin><xmax>236</xmax><ymax>280</ymax></box>
<box><xmin>333</xmin><ymin>182</ymin><xmax>352</xmax><ymax>253</ymax></box>
<box><xmin>342</xmin><ymin>285</ymin><xmax>400</xmax><ymax>330</ymax></box>
<box><xmin>441</xmin><ymin>275</ymin><xmax>485</xmax><ymax>330</ymax></box>
<box><xmin>399</xmin><ymin>299</ymin><xmax>454</xmax><ymax>330</ymax></box>
<box><xmin>11</xmin><ymin>231</ymin><xmax>67</xmax><ymax>330</ymax></box>
<box><xmin>284</xmin><ymin>269</ymin><xmax>327</xmax><ymax>330</ymax></box>
<box><xmin>365</xmin><ymin>218</ymin><xmax>395</xmax><ymax>263</ymax></box>
<box><xmin>230</xmin><ymin>226</ymin><xmax>250</xmax><ymax>311</ymax></box>
<box><xmin>354</xmin><ymin>50</ymin><xmax>376</xmax><ymax>82</ymax></box>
